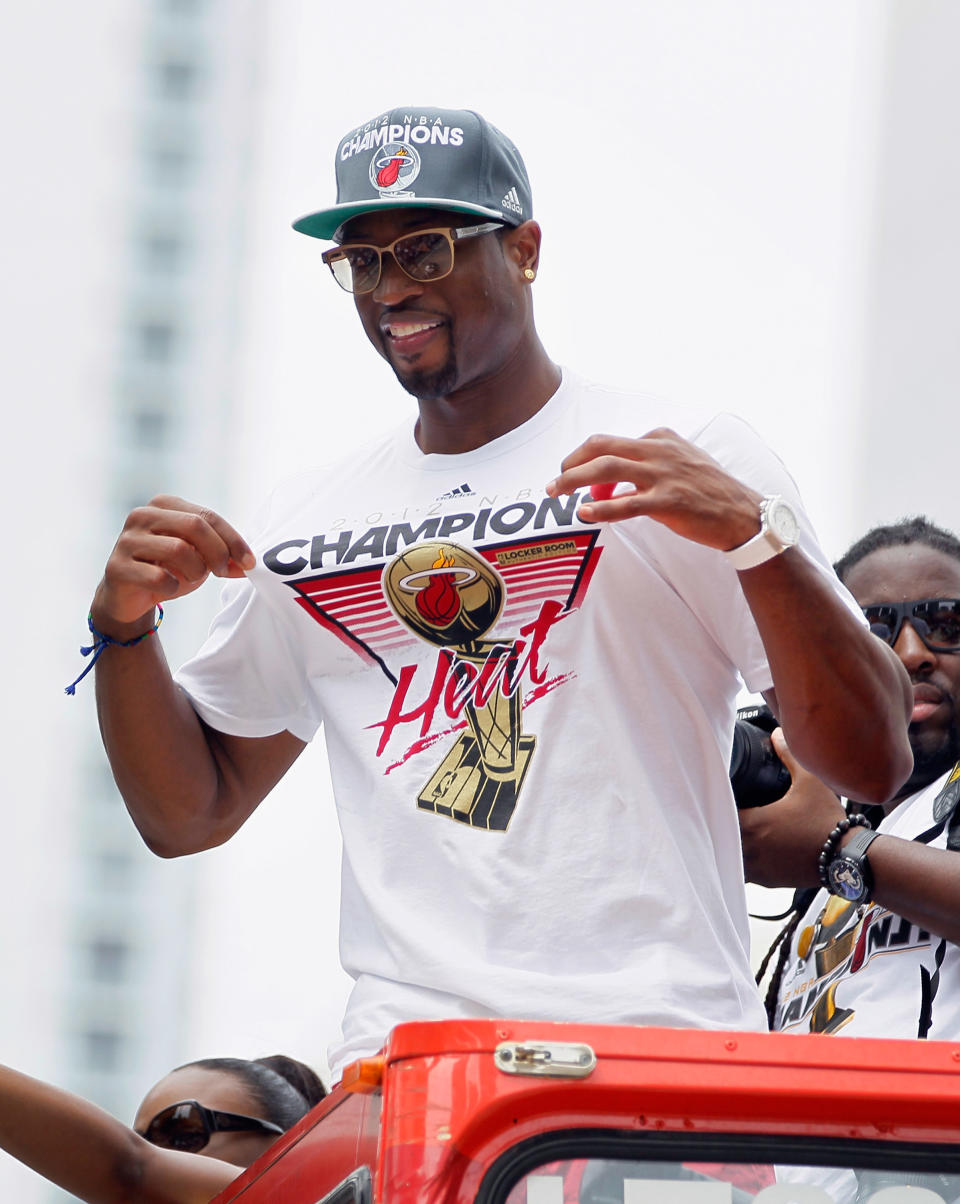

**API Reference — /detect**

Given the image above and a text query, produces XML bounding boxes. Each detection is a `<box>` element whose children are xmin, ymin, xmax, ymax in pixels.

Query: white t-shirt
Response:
<box><xmin>177</xmin><ymin>371</ymin><xmax>861</xmax><ymax>1076</ymax></box>
<box><xmin>773</xmin><ymin>766</ymin><xmax>960</xmax><ymax>1203</ymax></box>
<box><xmin>775</xmin><ymin>766</ymin><xmax>960</xmax><ymax>1040</ymax></box>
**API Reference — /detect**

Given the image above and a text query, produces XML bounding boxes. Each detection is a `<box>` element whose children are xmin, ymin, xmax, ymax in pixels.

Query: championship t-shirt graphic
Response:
<box><xmin>776</xmin><ymin>766</ymin><xmax>960</xmax><ymax>1041</ymax></box>
<box><xmin>281</xmin><ymin>529</ymin><xmax>601</xmax><ymax>832</ymax></box>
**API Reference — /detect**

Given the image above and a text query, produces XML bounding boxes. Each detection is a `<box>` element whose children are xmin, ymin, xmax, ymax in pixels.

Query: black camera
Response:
<box><xmin>729</xmin><ymin>703</ymin><xmax>791</xmax><ymax>808</ymax></box>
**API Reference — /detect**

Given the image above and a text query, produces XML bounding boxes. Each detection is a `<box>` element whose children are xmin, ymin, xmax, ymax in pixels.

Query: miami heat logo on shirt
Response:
<box><xmin>414</xmin><ymin>551</ymin><xmax>461</xmax><ymax>626</ymax></box>
<box><xmin>384</xmin><ymin>543</ymin><xmax>502</xmax><ymax>646</ymax></box>
<box><xmin>370</xmin><ymin>143</ymin><xmax>420</xmax><ymax>195</ymax></box>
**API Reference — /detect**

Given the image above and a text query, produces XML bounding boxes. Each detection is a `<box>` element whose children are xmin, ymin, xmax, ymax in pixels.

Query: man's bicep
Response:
<box><xmin>201</xmin><ymin>723</ymin><xmax>307</xmax><ymax>846</ymax></box>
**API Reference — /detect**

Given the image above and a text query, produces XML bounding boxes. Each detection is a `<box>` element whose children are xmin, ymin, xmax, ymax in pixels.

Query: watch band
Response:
<box><xmin>826</xmin><ymin>827</ymin><xmax>881</xmax><ymax>904</ymax></box>
<box><xmin>725</xmin><ymin>495</ymin><xmax>798</xmax><ymax>572</ymax></box>
<box><xmin>839</xmin><ymin>826</ymin><xmax>881</xmax><ymax>861</ymax></box>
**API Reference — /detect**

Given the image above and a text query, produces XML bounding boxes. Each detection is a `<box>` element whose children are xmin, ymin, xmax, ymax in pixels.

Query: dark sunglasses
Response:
<box><xmin>322</xmin><ymin>221</ymin><xmax>503</xmax><ymax>294</ymax></box>
<box><xmin>140</xmin><ymin>1099</ymin><xmax>284</xmax><ymax>1153</ymax></box>
<box><xmin>862</xmin><ymin>598</ymin><xmax>960</xmax><ymax>652</ymax></box>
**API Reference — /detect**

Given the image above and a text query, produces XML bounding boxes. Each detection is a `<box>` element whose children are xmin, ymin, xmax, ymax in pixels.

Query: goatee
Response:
<box><xmin>391</xmin><ymin>352</ymin><xmax>459</xmax><ymax>402</ymax></box>
<box><xmin>905</xmin><ymin>720</ymin><xmax>960</xmax><ymax>796</ymax></box>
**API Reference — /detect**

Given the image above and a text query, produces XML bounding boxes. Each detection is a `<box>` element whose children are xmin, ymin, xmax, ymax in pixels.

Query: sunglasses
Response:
<box><xmin>862</xmin><ymin>598</ymin><xmax>960</xmax><ymax>652</ymax></box>
<box><xmin>322</xmin><ymin>221</ymin><xmax>503</xmax><ymax>294</ymax></box>
<box><xmin>140</xmin><ymin>1099</ymin><xmax>284</xmax><ymax>1153</ymax></box>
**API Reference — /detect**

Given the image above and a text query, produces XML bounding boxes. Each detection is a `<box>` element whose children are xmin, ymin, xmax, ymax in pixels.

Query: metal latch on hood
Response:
<box><xmin>494</xmin><ymin>1040</ymin><xmax>596</xmax><ymax>1078</ymax></box>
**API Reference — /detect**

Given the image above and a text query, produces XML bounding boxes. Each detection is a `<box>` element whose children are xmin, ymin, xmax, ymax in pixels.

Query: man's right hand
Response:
<box><xmin>739</xmin><ymin>728</ymin><xmax>848</xmax><ymax>888</ymax></box>
<box><xmin>91</xmin><ymin>495</ymin><xmax>256</xmax><ymax>635</ymax></box>
<box><xmin>88</xmin><ymin>495</ymin><xmax>303</xmax><ymax>858</ymax></box>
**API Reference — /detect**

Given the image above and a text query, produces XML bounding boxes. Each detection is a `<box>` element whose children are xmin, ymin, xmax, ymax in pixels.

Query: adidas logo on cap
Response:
<box><xmin>501</xmin><ymin>186</ymin><xmax>523</xmax><ymax>216</ymax></box>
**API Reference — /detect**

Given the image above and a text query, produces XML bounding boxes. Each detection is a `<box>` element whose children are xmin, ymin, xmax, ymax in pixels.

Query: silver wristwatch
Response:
<box><xmin>725</xmin><ymin>495</ymin><xmax>799</xmax><ymax>572</ymax></box>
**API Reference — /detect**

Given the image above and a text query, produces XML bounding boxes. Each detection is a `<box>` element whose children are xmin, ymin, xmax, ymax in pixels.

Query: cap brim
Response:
<box><xmin>292</xmin><ymin>197</ymin><xmax>508</xmax><ymax>241</ymax></box>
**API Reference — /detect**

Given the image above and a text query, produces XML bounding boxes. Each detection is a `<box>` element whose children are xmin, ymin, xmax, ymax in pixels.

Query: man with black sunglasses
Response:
<box><xmin>80</xmin><ymin>105</ymin><xmax>912</xmax><ymax>1079</ymax></box>
<box><xmin>742</xmin><ymin>516</ymin><xmax>960</xmax><ymax>1043</ymax></box>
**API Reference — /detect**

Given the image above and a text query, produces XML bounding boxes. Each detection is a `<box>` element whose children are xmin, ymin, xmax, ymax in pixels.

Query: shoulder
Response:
<box><xmin>249</xmin><ymin>419</ymin><xmax>411</xmax><ymax>536</ymax></box>
<box><xmin>557</xmin><ymin>369</ymin><xmax>708</xmax><ymax>440</ymax></box>
<box><xmin>690</xmin><ymin>411</ymin><xmax>778</xmax><ymax>458</ymax></box>
<box><xmin>562</xmin><ymin>374</ymin><xmax>792</xmax><ymax>485</ymax></box>
<box><xmin>690</xmin><ymin>411</ymin><xmax>802</xmax><ymax>500</ymax></box>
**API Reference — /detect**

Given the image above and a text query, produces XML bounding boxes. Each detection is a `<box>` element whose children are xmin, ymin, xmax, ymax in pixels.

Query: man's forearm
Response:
<box><xmin>855</xmin><ymin>836</ymin><xmax>960</xmax><ymax>945</ymax></box>
<box><xmin>93</xmin><ymin>634</ymin><xmax>225</xmax><ymax>857</ymax></box>
<box><xmin>740</xmin><ymin>548</ymin><xmax>912</xmax><ymax>803</ymax></box>
<box><xmin>741</xmin><ymin>765</ymin><xmax>960</xmax><ymax>945</ymax></box>
<box><xmin>542</xmin><ymin>431</ymin><xmax>912</xmax><ymax>801</ymax></box>
<box><xmin>0</xmin><ymin>1063</ymin><xmax>142</xmax><ymax>1202</ymax></box>
<box><xmin>0</xmin><ymin>1064</ymin><xmax>236</xmax><ymax>1204</ymax></box>
<box><xmin>84</xmin><ymin>497</ymin><xmax>265</xmax><ymax>854</ymax></box>
<box><xmin>92</xmin><ymin>614</ymin><xmax>306</xmax><ymax>857</ymax></box>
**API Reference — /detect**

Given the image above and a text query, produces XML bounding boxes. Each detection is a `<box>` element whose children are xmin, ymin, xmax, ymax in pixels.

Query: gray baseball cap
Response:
<box><xmin>292</xmin><ymin>106</ymin><xmax>533</xmax><ymax>241</ymax></box>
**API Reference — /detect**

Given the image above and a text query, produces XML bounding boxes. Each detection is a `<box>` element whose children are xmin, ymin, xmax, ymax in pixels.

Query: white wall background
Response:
<box><xmin>3</xmin><ymin>1</ymin><xmax>958</xmax><ymax>1197</ymax></box>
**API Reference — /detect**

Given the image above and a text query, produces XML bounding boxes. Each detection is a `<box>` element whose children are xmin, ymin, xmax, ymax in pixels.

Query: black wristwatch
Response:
<box><xmin>825</xmin><ymin>827</ymin><xmax>881</xmax><ymax>904</ymax></box>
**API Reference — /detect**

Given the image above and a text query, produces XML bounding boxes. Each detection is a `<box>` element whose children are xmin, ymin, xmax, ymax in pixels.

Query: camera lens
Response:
<box><xmin>729</xmin><ymin>709</ymin><xmax>791</xmax><ymax>808</ymax></box>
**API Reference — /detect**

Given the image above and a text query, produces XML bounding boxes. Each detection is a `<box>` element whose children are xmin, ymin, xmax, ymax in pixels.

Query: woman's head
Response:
<box><xmin>133</xmin><ymin>1055</ymin><xmax>326</xmax><ymax>1169</ymax></box>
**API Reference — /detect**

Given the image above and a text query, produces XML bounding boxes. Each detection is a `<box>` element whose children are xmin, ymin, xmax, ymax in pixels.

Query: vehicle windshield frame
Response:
<box><xmin>475</xmin><ymin>1127</ymin><xmax>960</xmax><ymax>1204</ymax></box>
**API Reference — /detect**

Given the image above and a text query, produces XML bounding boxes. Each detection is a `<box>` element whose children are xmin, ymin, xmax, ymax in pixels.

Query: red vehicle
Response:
<box><xmin>213</xmin><ymin>1018</ymin><xmax>960</xmax><ymax>1203</ymax></box>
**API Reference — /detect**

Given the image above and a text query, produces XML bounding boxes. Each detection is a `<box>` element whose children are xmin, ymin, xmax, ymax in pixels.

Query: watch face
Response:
<box><xmin>826</xmin><ymin>857</ymin><xmax>867</xmax><ymax>903</ymax></box>
<box><xmin>767</xmin><ymin>498</ymin><xmax>799</xmax><ymax>546</ymax></box>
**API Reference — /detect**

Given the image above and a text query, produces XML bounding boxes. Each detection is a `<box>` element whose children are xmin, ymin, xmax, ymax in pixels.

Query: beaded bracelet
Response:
<box><xmin>64</xmin><ymin>606</ymin><xmax>164</xmax><ymax>696</ymax></box>
<box><xmin>817</xmin><ymin>812</ymin><xmax>872</xmax><ymax>891</ymax></box>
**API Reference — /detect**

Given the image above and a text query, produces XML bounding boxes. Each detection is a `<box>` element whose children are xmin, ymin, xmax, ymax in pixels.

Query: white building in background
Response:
<box><xmin>0</xmin><ymin>0</ymin><xmax>266</xmax><ymax>1198</ymax></box>
<box><xmin>853</xmin><ymin>2</ymin><xmax>960</xmax><ymax>536</ymax></box>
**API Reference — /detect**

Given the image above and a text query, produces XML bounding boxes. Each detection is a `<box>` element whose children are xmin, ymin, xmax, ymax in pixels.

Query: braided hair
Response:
<box><xmin>755</xmin><ymin>894</ymin><xmax>811</xmax><ymax>1028</ymax></box>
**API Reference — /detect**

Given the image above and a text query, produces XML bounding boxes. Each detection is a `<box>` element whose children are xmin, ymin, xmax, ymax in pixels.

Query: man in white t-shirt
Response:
<box><xmin>744</xmin><ymin>516</ymin><xmax>960</xmax><ymax>1038</ymax></box>
<box><xmin>81</xmin><ymin>105</ymin><xmax>911</xmax><ymax>1077</ymax></box>
<box><xmin>743</xmin><ymin>518</ymin><xmax>960</xmax><ymax>1202</ymax></box>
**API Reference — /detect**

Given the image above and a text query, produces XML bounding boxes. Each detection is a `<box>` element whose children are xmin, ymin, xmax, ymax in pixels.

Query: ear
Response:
<box><xmin>501</xmin><ymin>220</ymin><xmax>542</xmax><ymax>278</ymax></box>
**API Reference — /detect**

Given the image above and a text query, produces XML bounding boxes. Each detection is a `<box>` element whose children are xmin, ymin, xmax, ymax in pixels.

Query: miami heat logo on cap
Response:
<box><xmin>369</xmin><ymin>143</ymin><xmax>421</xmax><ymax>196</ymax></box>
<box><xmin>384</xmin><ymin>542</ymin><xmax>502</xmax><ymax>647</ymax></box>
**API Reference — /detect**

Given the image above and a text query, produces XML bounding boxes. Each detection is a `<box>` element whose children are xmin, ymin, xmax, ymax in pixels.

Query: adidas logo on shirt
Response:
<box><xmin>438</xmin><ymin>482</ymin><xmax>476</xmax><ymax>499</ymax></box>
<box><xmin>501</xmin><ymin>187</ymin><xmax>523</xmax><ymax>216</ymax></box>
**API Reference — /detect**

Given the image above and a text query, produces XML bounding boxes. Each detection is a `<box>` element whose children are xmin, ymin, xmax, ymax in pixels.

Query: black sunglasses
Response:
<box><xmin>862</xmin><ymin>598</ymin><xmax>960</xmax><ymax>653</ymax></box>
<box><xmin>140</xmin><ymin>1099</ymin><xmax>284</xmax><ymax>1153</ymax></box>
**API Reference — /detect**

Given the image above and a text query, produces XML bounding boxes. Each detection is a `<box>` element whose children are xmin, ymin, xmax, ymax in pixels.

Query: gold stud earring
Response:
<box><xmin>523</xmin><ymin>268</ymin><xmax>536</xmax><ymax>281</ymax></box>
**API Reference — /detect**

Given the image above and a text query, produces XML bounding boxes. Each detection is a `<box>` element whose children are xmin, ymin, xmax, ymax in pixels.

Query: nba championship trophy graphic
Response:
<box><xmin>384</xmin><ymin>541</ymin><xmax>536</xmax><ymax>832</ymax></box>
<box><xmin>798</xmin><ymin>896</ymin><xmax>861</xmax><ymax>1033</ymax></box>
